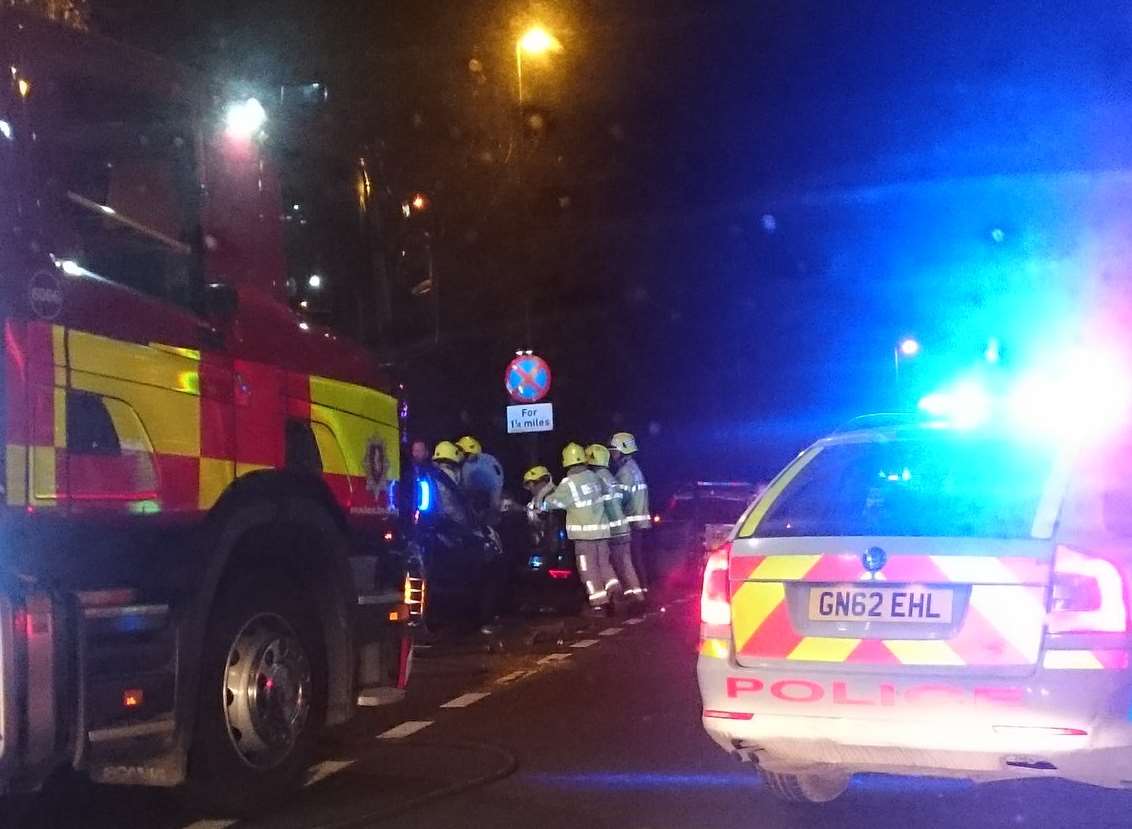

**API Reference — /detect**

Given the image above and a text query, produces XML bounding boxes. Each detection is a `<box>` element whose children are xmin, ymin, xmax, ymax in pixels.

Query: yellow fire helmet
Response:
<box><xmin>585</xmin><ymin>443</ymin><xmax>611</xmax><ymax>468</ymax></box>
<box><xmin>523</xmin><ymin>465</ymin><xmax>551</xmax><ymax>484</ymax></box>
<box><xmin>561</xmin><ymin>442</ymin><xmax>588</xmax><ymax>468</ymax></box>
<box><xmin>433</xmin><ymin>440</ymin><xmax>461</xmax><ymax>464</ymax></box>
<box><xmin>455</xmin><ymin>435</ymin><xmax>482</xmax><ymax>456</ymax></box>
<box><xmin>609</xmin><ymin>432</ymin><xmax>638</xmax><ymax>454</ymax></box>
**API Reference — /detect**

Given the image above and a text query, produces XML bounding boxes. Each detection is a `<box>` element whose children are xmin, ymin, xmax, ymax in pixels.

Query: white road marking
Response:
<box><xmin>625</xmin><ymin>617</ymin><xmax>645</xmax><ymax>625</ymax></box>
<box><xmin>305</xmin><ymin>759</ymin><xmax>356</xmax><ymax>787</ymax></box>
<box><xmin>538</xmin><ymin>652</ymin><xmax>572</xmax><ymax>665</ymax></box>
<box><xmin>441</xmin><ymin>692</ymin><xmax>490</xmax><ymax>708</ymax></box>
<box><xmin>571</xmin><ymin>638</ymin><xmax>599</xmax><ymax>648</ymax></box>
<box><xmin>378</xmin><ymin>720</ymin><xmax>433</xmax><ymax>739</ymax></box>
<box><xmin>599</xmin><ymin>627</ymin><xmax>623</xmax><ymax>637</ymax></box>
<box><xmin>496</xmin><ymin>669</ymin><xmax>531</xmax><ymax>684</ymax></box>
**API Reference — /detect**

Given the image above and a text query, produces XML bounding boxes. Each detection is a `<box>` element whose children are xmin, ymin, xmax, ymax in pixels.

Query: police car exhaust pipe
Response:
<box><xmin>1005</xmin><ymin>758</ymin><xmax>1058</xmax><ymax>771</ymax></box>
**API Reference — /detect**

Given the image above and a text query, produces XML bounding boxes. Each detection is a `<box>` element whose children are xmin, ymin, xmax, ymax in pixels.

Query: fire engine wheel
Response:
<box><xmin>761</xmin><ymin>770</ymin><xmax>850</xmax><ymax>804</ymax></box>
<box><xmin>189</xmin><ymin>573</ymin><xmax>325</xmax><ymax>814</ymax></box>
<box><xmin>221</xmin><ymin>611</ymin><xmax>312</xmax><ymax>769</ymax></box>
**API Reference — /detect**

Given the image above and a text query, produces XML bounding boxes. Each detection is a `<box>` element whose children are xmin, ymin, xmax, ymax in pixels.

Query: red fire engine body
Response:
<box><xmin>0</xmin><ymin>10</ymin><xmax>416</xmax><ymax>808</ymax></box>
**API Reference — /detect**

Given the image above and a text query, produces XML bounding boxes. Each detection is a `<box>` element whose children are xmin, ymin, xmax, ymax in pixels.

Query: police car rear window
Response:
<box><xmin>748</xmin><ymin>436</ymin><xmax>1055</xmax><ymax>539</ymax></box>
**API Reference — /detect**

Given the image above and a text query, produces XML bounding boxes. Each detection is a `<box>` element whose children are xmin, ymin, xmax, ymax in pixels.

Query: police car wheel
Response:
<box><xmin>761</xmin><ymin>770</ymin><xmax>850</xmax><ymax>804</ymax></box>
<box><xmin>188</xmin><ymin>573</ymin><xmax>325</xmax><ymax>815</ymax></box>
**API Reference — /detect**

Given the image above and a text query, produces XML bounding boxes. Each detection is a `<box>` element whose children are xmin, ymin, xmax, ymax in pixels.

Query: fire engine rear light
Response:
<box><xmin>548</xmin><ymin>569</ymin><xmax>572</xmax><ymax>580</ymax></box>
<box><xmin>703</xmin><ymin>709</ymin><xmax>753</xmax><ymax>721</ymax></box>
<box><xmin>992</xmin><ymin>725</ymin><xmax>1088</xmax><ymax>737</ymax></box>
<box><xmin>1048</xmin><ymin>545</ymin><xmax>1127</xmax><ymax>634</ymax></box>
<box><xmin>701</xmin><ymin>543</ymin><xmax>731</xmax><ymax>628</ymax></box>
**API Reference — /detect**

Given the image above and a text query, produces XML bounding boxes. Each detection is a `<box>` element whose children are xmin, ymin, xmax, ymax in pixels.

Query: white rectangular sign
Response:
<box><xmin>507</xmin><ymin>402</ymin><xmax>554</xmax><ymax>434</ymax></box>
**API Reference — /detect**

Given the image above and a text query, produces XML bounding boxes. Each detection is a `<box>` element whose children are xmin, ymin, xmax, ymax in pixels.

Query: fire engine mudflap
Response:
<box><xmin>0</xmin><ymin>570</ymin><xmax>82</xmax><ymax>796</ymax></box>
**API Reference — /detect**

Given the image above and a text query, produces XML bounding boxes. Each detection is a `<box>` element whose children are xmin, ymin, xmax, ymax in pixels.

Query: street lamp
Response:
<box><xmin>894</xmin><ymin>337</ymin><xmax>920</xmax><ymax>381</ymax></box>
<box><xmin>515</xmin><ymin>25</ymin><xmax>562</xmax><ymax>105</ymax></box>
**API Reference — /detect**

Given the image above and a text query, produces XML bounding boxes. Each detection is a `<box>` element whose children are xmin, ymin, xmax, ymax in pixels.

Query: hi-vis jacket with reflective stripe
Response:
<box><xmin>594</xmin><ymin>467</ymin><xmax>629</xmax><ymax>537</ymax></box>
<box><xmin>544</xmin><ymin>468</ymin><xmax>611</xmax><ymax>540</ymax></box>
<box><xmin>614</xmin><ymin>456</ymin><xmax>650</xmax><ymax>529</ymax></box>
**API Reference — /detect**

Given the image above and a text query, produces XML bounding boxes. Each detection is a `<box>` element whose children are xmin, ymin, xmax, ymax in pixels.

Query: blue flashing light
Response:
<box><xmin>918</xmin><ymin>344</ymin><xmax>1132</xmax><ymax>443</ymax></box>
<box><xmin>529</xmin><ymin>554</ymin><xmax>544</xmax><ymax>569</ymax></box>
<box><xmin>416</xmin><ymin>478</ymin><xmax>433</xmax><ymax>512</ymax></box>
<box><xmin>1006</xmin><ymin>347</ymin><xmax>1132</xmax><ymax>442</ymax></box>
<box><xmin>918</xmin><ymin>378</ymin><xmax>991</xmax><ymax>429</ymax></box>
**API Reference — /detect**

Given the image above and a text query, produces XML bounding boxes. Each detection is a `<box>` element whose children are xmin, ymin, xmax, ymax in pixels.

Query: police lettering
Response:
<box><xmin>725</xmin><ymin>676</ymin><xmax>1022</xmax><ymax>707</ymax></box>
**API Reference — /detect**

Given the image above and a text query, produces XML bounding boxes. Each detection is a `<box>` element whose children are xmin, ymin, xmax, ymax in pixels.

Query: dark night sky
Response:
<box><xmin>90</xmin><ymin>0</ymin><xmax>1132</xmax><ymax>490</ymax></box>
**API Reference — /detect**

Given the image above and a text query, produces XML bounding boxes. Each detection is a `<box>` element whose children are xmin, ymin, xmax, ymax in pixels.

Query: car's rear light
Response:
<box><xmin>1048</xmin><ymin>545</ymin><xmax>1127</xmax><ymax>634</ymax></box>
<box><xmin>548</xmin><ymin>568</ymin><xmax>572</xmax><ymax>580</ymax></box>
<box><xmin>700</xmin><ymin>543</ymin><xmax>731</xmax><ymax>627</ymax></box>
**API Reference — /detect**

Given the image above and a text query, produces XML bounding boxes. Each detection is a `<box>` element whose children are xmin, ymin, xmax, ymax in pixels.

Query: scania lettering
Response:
<box><xmin>0</xmin><ymin>11</ymin><xmax>416</xmax><ymax>810</ymax></box>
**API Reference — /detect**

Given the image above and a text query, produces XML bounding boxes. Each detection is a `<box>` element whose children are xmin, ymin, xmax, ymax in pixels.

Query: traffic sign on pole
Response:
<box><xmin>504</xmin><ymin>353</ymin><xmax>552</xmax><ymax>403</ymax></box>
<box><xmin>507</xmin><ymin>403</ymin><xmax>554</xmax><ymax>433</ymax></box>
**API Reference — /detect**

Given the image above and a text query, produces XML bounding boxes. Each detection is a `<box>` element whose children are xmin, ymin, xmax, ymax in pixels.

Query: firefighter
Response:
<box><xmin>542</xmin><ymin>443</ymin><xmax>617</xmax><ymax>615</ymax></box>
<box><xmin>522</xmin><ymin>465</ymin><xmax>557</xmax><ymax>552</ymax></box>
<box><xmin>430</xmin><ymin>441</ymin><xmax>468</xmax><ymax>517</ymax></box>
<box><xmin>456</xmin><ymin>435</ymin><xmax>504</xmax><ymax>524</ymax></box>
<box><xmin>609</xmin><ymin>432</ymin><xmax>652</xmax><ymax>595</ymax></box>
<box><xmin>523</xmin><ymin>465</ymin><xmax>555</xmax><ymax>515</ymax></box>
<box><xmin>586</xmin><ymin>443</ymin><xmax>645</xmax><ymax>610</ymax></box>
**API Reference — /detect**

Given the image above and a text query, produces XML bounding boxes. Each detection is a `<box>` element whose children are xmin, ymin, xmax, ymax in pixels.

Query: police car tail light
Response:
<box><xmin>1048</xmin><ymin>545</ymin><xmax>1127</xmax><ymax>634</ymax></box>
<box><xmin>701</xmin><ymin>543</ymin><xmax>731</xmax><ymax>628</ymax></box>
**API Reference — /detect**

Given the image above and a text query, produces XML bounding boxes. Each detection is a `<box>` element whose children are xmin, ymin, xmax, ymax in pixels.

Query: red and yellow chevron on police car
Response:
<box><xmin>698</xmin><ymin>406</ymin><xmax>1132</xmax><ymax>804</ymax></box>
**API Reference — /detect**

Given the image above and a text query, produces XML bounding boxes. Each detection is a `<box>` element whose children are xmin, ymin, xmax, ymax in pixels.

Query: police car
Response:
<box><xmin>698</xmin><ymin>380</ymin><xmax>1132</xmax><ymax>803</ymax></box>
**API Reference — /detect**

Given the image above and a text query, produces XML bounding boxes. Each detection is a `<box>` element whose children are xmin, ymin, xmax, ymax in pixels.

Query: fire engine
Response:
<box><xmin>0</xmin><ymin>10</ymin><xmax>417</xmax><ymax>810</ymax></box>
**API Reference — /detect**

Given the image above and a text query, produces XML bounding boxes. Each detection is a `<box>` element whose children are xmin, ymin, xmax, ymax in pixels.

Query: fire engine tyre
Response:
<box><xmin>760</xmin><ymin>770</ymin><xmax>850</xmax><ymax>804</ymax></box>
<box><xmin>188</xmin><ymin>572</ymin><xmax>326</xmax><ymax>815</ymax></box>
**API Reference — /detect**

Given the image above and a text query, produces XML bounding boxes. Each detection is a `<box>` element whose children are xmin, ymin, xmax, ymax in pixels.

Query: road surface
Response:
<box><xmin>7</xmin><ymin>590</ymin><xmax>1132</xmax><ymax>828</ymax></box>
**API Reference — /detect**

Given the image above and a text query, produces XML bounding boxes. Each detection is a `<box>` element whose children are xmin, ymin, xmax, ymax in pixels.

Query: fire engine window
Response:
<box><xmin>27</xmin><ymin>71</ymin><xmax>201</xmax><ymax>309</ymax></box>
<box><xmin>277</xmin><ymin>146</ymin><xmax>374</xmax><ymax>341</ymax></box>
